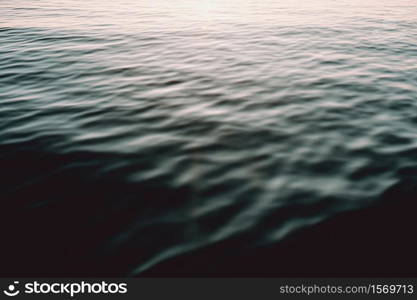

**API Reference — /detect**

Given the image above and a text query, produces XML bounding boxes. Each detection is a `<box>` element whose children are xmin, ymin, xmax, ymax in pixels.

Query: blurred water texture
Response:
<box><xmin>1</xmin><ymin>0</ymin><xmax>417</xmax><ymax>276</ymax></box>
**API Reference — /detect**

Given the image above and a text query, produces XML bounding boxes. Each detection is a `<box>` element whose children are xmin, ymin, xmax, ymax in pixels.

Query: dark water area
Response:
<box><xmin>1</xmin><ymin>0</ymin><xmax>417</xmax><ymax>276</ymax></box>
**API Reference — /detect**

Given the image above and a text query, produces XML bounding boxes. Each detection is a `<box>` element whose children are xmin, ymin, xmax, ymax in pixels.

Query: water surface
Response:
<box><xmin>1</xmin><ymin>0</ymin><xmax>417</xmax><ymax>276</ymax></box>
